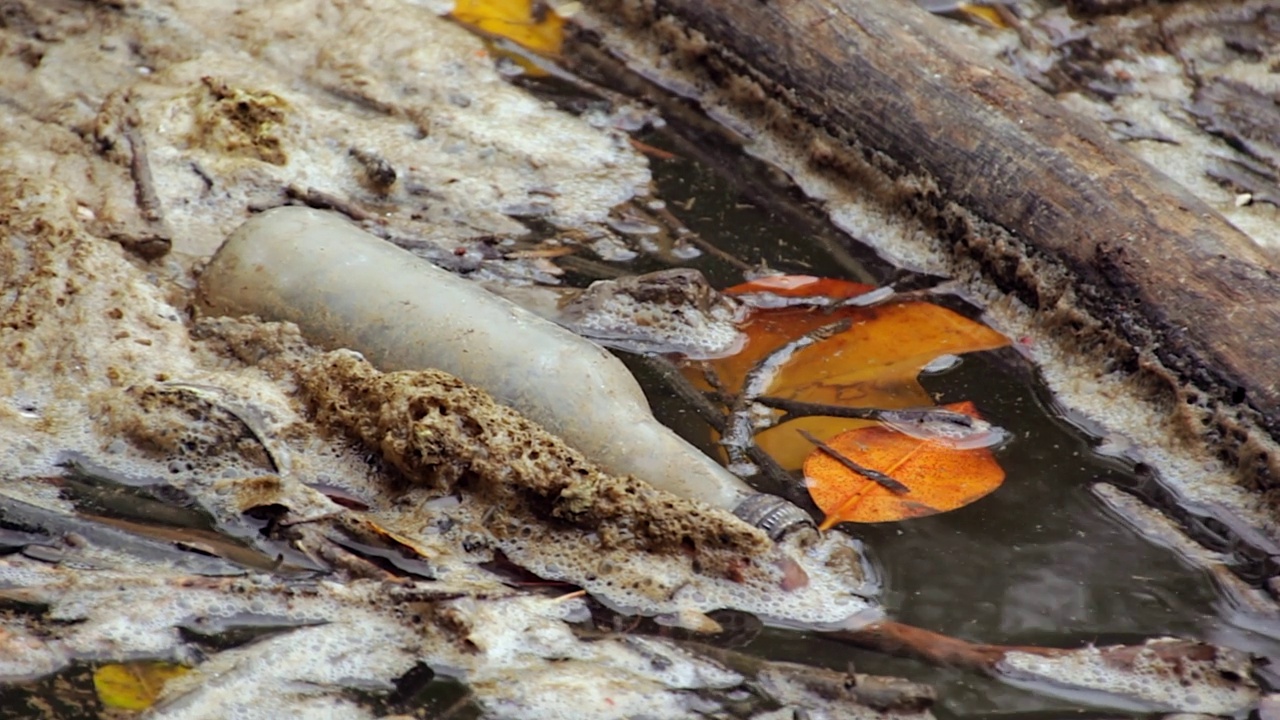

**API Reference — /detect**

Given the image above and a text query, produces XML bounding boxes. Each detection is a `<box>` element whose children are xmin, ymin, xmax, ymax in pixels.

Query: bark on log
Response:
<box><xmin>574</xmin><ymin>0</ymin><xmax>1280</xmax><ymax>510</ymax></box>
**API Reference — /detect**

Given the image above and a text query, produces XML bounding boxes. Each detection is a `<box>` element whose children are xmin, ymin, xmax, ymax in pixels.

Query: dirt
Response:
<box><xmin>1</xmin><ymin>0</ymin><xmax>1273</xmax><ymax>716</ymax></box>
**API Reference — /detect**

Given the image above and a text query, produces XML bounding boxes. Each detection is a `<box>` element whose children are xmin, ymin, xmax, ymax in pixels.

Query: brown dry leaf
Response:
<box><xmin>93</xmin><ymin>661</ymin><xmax>189</xmax><ymax>710</ymax></box>
<box><xmin>804</xmin><ymin>401</ymin><xmax>1005</xmax><ymax>526</ymax></box>
<box><xmin>694</xmin><ymin>276</ymin><xmax>1010</xmax><ymax>469</ymax></box>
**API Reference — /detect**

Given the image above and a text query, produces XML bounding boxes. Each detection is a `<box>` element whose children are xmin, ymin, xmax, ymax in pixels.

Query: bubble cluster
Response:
<box><xmin>456</xmin><ymin>596</ymin><xmax>742</xmax><ymax>720</ymax></box>
<box><xmin>560</xmin><ymin>270</ymin><xmax>747</xmax><ymax>360</ymax></box>
<box><xmin>570</xmin><ymin>289</ymin><xmax>746</xmax><ymax>359</ymax></box>
<box><xmin>997</xmin><ymin>639</ymin><xmax>1257</xmax><ymax>714</ymax></box>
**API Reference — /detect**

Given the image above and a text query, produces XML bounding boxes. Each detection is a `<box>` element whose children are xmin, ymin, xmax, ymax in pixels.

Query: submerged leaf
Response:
<box><xmin>450</xmin><ymin>0</ymin><xmax>565</xmax><ymax>55</ymax></box>
<box><xmin>804</xmin><ymin>402</ymin><xmax>1005</xmax><ymax>526</ymax></box>
<box><xmin>94</xmin><ymin>661</ymin><xmax>189</xmax><ymax>710</ymax></box>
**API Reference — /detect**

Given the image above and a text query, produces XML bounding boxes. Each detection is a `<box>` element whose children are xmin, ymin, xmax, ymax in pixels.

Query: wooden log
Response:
<box><xmin>572</xmin><ymin>0</ymin><xmax>1280</xmax><ymax>508</ymax></box>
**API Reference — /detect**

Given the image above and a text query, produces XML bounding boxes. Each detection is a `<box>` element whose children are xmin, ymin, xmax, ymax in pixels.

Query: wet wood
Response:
<box><xmin>829</xmin><ymin>619</ymin><xmax>1257</xmax><ymax>706</ymax></box>
<box><xmin>575</xmin><ymin>0</ymin><xmax>1280</xmax><ymax>503</ymax></box>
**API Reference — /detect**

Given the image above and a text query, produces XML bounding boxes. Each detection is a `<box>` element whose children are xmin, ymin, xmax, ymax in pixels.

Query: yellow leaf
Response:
<box><xmin>94</xmin><ymin>661</ymin><xmax>189</xmax><ymax>711</ymax></box>
<box><xmin>953</xmin><ymin>3</ymin><xmax>1009</xmax><ymax>28</ymax></box>
<box><xmin>450</xmin><ymin>0</ymin><xmax>565</xmax><ymax>55</ymax></box>
<box><xmin>804</xmin><ymin>402</ymin><xmax>1005</xmax><ymax>526</ymax></box>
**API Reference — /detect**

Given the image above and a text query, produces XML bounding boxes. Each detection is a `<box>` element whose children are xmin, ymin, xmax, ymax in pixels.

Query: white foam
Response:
<box><xmin>998</xmin><ymin>639</ymin><xmax>1257</xmax><ymax>714</ymax></box>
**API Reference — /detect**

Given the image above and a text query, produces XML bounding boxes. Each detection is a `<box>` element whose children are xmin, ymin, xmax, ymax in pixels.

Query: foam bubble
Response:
<box><xmin>997</xmin><ymin>639</ymin><xmax>1257</xmax><ymax>714</ymax></box>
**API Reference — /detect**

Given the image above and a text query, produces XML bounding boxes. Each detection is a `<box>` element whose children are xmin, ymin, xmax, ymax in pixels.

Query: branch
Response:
<box><xmin>797</xmin><ymin>428</ymin><xmax>909</xmax><ymax>494</ymax></box>
<box><xmin>634</xmin><ymin>354</ymin><xmax>811</xmax><ymax>506</ymax></box>
<box><xmin>721</xmin><ymin>318</ymin><xmax>852</xmax><ymax>466</ymax></box>
<box><xmin>756</xmin><ymin>396</ymin><xmax>973</xmax><ymax>427</ymax></box>
<box><xmin>827</xmin><ymin>620</ymin><xmax>1258</xmax><ymax>713</ymax></box>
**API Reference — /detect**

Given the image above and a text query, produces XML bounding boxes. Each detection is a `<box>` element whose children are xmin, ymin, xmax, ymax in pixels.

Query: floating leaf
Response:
<box><xmin>450</xmin><ymin>0</ymin><xmax>565</xmax><ymax>55</ymax></box>
<box><xmin>94</xmin><ymin>661</ymin><xmax>189</xmax><ymax>710</ymax></box>
<box><xmin>804</xmin><ymin>401</ymin><xmax>1005</xmax><ymax>526</ymax></box>
<box><xmin>692</xmin><ymin>276</ymin><xmax>1010</xmax><ymax>469</ymax></box>
<box><xmin>690</xmin><ymin>277</ymin><xmax>875</xmax><ymax>396</ymax></box>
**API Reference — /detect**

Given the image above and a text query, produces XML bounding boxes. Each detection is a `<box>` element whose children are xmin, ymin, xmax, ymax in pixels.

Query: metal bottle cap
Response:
<box><xmin>732</xmin><ymin>493</ymin><xmax>817</xmax><ymax>541</ymax></box>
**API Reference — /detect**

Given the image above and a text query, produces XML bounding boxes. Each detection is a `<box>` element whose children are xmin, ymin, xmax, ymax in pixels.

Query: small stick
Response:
<box><xmin>110</xmin><ymin>119</ymin><xmax>173</xmax><ymax>260</ymax></box>
<box><xmin>827</xmin><ymin>618</ymin><xmax>1258</xmax><ymax>716</ymax></box>
<box><xmin>721</xmin><ymin>318</ymin><xmax>852</xmax><ymax>462</ymax></box>
<box><xmin>348</xmin><ymin>147</ymin><xmax>397</xmax><ymax>193</ymax></box>
<box><xmin>572</xmin><ymin>625</ymin><xmax>936</xmax><ymax>714</ymax></box>
<box><xmin>125</xmin><ymin>124</ymin><xmax>163</xmax><ymax>223</ymax></box>
<box><xmin>797</xmin><ymin>429</ymin><xmax>910</xmax><ymax>494</ymax></box>
<box><xmin>740</xmin><ymin>318</ymin><xmax>851</xmax><ymax>400</ymax></box>
<box><xmin>648</xmin><ymin>202</ymin><xmax>752</xmax><ymax>271</ymax></box>
<box><xmin>831</xmin><ymin>620</ymin><xmax>1011</xmax><ymax>675</ymax></box>
<box><xmin>286</xmin><ymin>184</ymin><xmax>375</xmax><ymax>223</ymax></box>
<box><xmin>758</xmin><ymin>396</ymin><xmax>973</xmax><ymax>427</ymax></box>
<box><xmin>677</xmin><ymin>638</ymin><xmax>936</xmax><ymax>714</ymax></box>
<box><xmin>634</xmin><ymin>355</ymin><xmax>807</xmax><ymax>505</ymax></box>
<box><xmin>556</xmin><ymin>254</ymin><xmax>628</xmax><ymax>279</ymax></box>
<box><xmin>635</xmin><ymin>355</ymin><xmax>728</xmax><ymax>430</ymax></box>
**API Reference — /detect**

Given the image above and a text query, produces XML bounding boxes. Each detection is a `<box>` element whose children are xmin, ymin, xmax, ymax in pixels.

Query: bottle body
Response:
<box><xmin>197</xmin><ymin>207</ymin><xmax>759</xmax><ymax>511</ymax></box>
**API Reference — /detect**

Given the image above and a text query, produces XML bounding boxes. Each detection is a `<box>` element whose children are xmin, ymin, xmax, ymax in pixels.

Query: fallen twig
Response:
<box><xmin>285</xmin><ymin>184</ymin><xmax>375</xmax><ymax>223</ymax></box>
<box><xmin>721</xmin><ymin>317</ymin><xmax>851</xmax><ymax>467</ymax></box>
<box><xmin>827</xmin><ymin>619</ymin><xmax>1258</xmax><ymax>714</ymax></box>
<box><xmin>679</xmin><ymin>638</ymin><xmax>936</xmax><ymax>714</ymax></box>
<box><xmin>758</xmin><ymin>396</ymin><xmax>973</xmax><ymax>427</ymax></box>
<box><xmin>572</xmin><ymin>624</ymin><xmax>935</xmax><ymax>716</ymax></box>
<box><xmin>125</xmin><ymin>124</ymin><xmax>163</xmax><ymax>224</ymax></box>
<box><xmin>647</xmin><ymin>201</ymin><xmax>753</xmax><ymax>271</ymax></box>
<box><xmin>634</xmin><ymin>354</ymin><xmax>808</xmax><ymax>506</ymax></box>
<box><xmin>110</xmin><ymin>119</ymin><xmax>172</xmax><ymax>260</ymax></box>
<box><xmin>797</xmin><ymin>428</ymin><xmax>910</xmax><ymax>494</ymax></box>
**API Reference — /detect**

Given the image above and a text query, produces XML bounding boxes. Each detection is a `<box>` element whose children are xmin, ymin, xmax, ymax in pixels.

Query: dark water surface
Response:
<box><xmin>601</xmin><ymin>124</ymin><xmax>1270</xmax><ymax>718</ymax></box>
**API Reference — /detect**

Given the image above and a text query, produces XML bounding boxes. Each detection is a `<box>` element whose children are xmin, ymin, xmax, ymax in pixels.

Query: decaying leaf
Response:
<box><xmin>693</xmin><ymin>276</ymin><xmax>1010</xmax><ymax>469</ymax></box>
<box><xmin>450</xmin><ymin>0</ymin><xmax>566</xmax><ymax>55</ymax></box>
<box><xmin>93</xmin><ymin>661</ymin><xmax>190</xmax><ymax>710</ymax></box>
<box><xmin>804</xmin><ymin>402</ymin><xmax>1005</xmax><ymax>526</ymax></box>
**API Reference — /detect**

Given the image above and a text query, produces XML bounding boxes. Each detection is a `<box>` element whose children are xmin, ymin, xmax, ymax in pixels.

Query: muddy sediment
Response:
<box><xmin>298</xmin><ymin>350</ymin><xmax>774</xmax><ymax>565</ymax></box>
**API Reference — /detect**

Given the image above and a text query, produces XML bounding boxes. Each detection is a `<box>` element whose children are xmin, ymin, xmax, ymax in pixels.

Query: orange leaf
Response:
<box><xmin>804</xmin><ymin>401</ymin><xmax>1005</xmax><ymax>526</ymax></box>
<box><xmin>693</xmin><ymin>277</ymin><xmax>876</xmax><ymax>399</ymax></box>
<box><xmin>689</xmin><ymin>276</ymin><xmax>1010</xmax><ymax>469</ymax></box>
<box><xmin>769</xmin><ymin>301</ymin><xmax>1009</xmax><ymax>404</ymax></box>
